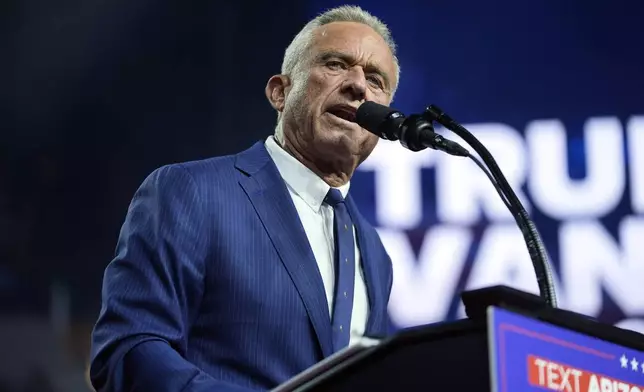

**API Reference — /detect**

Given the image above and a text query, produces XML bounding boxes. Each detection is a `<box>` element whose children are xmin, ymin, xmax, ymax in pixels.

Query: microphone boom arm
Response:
<box><xmin>424</xmin><ymin>105</ymin><xmax>558</xmax><ymax>308</ymax></box>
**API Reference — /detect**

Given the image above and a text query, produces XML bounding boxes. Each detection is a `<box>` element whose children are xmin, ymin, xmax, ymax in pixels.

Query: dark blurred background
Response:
<box><xmin>2</xmin><ymin>0</ymin><xmax>643</xmax><ymax>390</ymax></box>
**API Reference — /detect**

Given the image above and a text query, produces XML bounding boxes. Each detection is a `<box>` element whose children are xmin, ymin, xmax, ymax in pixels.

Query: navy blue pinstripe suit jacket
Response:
<box><xmin>89</xmin><ymin>141</ymin><xmax>393</xmax><ymax>392</ymax></box>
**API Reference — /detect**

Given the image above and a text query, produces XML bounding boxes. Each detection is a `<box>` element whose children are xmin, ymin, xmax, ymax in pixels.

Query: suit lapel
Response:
<box><xmin>235</xmin><ymin>142</ymin><xmax>334</xmax><ymax>357</ymax></box>
<box><xmin>346</xmin><ymin>195</ymin><xmax>383</xmax><ymax>336</ymax></box>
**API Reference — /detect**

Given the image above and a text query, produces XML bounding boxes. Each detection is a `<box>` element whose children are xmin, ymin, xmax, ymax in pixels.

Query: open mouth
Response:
<box><xmin>327</xmin><ymin>105</ymin><xmax>357</xmax><ymax>123</ymax></box>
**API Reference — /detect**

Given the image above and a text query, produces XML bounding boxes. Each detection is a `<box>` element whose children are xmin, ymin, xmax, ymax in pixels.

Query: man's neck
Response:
<box><xmin>276</xmin><ymin>136</ymin><xmax>352</xmax><ymax>188</ymax></box>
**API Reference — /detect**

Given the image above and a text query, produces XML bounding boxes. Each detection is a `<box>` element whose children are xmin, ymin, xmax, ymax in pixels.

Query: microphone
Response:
<box><xmin>356</xmin><ymin>101</ymin><xmax>469</xmax><ymax>157</ymax></box>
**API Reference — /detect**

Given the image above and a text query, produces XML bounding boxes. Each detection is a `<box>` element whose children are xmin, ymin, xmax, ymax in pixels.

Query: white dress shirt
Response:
<box><xmin>264</xmin><ymin>136</ymin><xmax>369</xmax><ymax>346</ymax></box>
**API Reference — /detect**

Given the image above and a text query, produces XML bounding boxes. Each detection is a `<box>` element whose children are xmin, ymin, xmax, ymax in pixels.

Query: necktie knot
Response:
<box><xmin>324</xmin><ymin>188</ymin><xmax>345</xmax><ymax>207</ymax></box>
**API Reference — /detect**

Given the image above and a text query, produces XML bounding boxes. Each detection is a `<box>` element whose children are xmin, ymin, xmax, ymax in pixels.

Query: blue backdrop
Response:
<box><xmin>309</xmin><ymin>1</ymin><xmax>644</xmax><ymax>332</ymax></box>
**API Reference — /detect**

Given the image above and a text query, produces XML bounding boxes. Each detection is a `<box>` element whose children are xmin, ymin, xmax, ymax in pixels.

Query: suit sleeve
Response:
<box><xmin>89</xmin><ymin>165</ymin><xmax>253</xmax><ymax>392</ymax></box>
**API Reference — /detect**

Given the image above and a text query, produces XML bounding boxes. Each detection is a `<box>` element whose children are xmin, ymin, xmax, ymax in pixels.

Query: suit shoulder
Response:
<box><xmin>148</xmin><ymin>154</ymin><xmax>238</xmax><ymax>188</ymax></box>
<box><xmin>178</xmin><ymin>155</ymin><xmax>237</xmax><ymax>180</ymax></box>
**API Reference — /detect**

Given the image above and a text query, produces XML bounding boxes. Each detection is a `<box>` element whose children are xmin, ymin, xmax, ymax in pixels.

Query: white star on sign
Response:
<box><xmin>631</xmin><ymin>358</ymin><xmax>639</xmax><ymax>371</ymax></box>
<box><xmin>641</xmin><ymin>362</ymin><xmax>644</xmax><ymax>373</ymax></box>
<box><xmin>621</xmin><ymin>355</ymin><xmax>629</xmax><ymax>368</ymax></box>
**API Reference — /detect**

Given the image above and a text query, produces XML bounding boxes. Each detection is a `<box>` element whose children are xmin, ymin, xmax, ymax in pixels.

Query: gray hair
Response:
<box><xmin>274</xmin><ymin>5</ymin><xmax>400</xmax><ymax>142</ymax></box>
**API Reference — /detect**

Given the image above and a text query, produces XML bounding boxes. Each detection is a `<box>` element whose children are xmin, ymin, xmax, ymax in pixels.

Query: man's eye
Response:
<box><xmin>327</xmin><ymin>61</ymin><xmax>346</xmax><ymax>70</ymax></box>
<box><xmin>367</xmin><ymin>75</ymin><xmax>383</xmax><ymax>88</ymax></box>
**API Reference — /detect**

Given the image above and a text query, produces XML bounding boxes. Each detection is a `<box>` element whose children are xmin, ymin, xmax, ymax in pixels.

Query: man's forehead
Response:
<box><xmin>310</xmin><ymin>22</ymin><xmax>397</xmax><ymax>84</ymax></box>
<box><xmin>311</xmin><ymin>23</ymin><xmax>394</xmax><ymax>62</ymax></box>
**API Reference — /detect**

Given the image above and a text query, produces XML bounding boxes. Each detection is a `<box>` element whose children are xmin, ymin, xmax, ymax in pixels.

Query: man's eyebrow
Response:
<box><xmin>316</xmin><ymin>50</ymin><xmax>392</xmax><ymax>90</ymax></box>
<box><xmin>316</xmin><ymin>50</ymin><xmax>351</xmax><ymax>62</ymax></box>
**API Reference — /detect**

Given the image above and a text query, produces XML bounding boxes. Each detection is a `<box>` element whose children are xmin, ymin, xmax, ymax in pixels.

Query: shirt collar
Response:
<box><xmin>264</xmin><ymin>136</ymin><xmax>350</xmax><ymax>212</ymax></box>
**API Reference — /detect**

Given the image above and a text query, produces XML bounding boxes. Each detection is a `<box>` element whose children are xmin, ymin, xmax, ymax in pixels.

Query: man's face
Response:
<box><xmin>280</xmin><ymin>21</ymin><xmax>397</xmax><ymax>170</ymax></box>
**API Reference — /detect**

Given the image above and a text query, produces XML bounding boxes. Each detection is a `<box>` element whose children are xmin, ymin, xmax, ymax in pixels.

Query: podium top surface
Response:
<box><xmin>462</xmin><ymin>285</ymin><xmax>644</xmax><ymax>352</ymax></box>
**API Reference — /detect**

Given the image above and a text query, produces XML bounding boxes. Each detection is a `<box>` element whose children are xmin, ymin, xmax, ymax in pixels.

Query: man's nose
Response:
<box><xmin>341</xmin><ymin>66</ymin><xmax>367</xmax><ymax>101</ymax></box>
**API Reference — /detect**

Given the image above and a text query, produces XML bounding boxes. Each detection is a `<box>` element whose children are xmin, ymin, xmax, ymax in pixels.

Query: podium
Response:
<box><xmin>273</xmin><ymin>286</ymin><xmax>644</xmax><ymax>391</ymax></box>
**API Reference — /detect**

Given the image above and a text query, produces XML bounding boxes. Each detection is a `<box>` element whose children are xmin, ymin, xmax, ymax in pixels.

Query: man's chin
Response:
<box><xmin>316</xmin><ymin>132</ymin><xmax>363</xmax><ymax>159</ymax></box>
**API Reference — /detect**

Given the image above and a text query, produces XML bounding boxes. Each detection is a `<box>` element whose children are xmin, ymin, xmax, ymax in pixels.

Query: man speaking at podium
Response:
<box><xmin>90</xmin><ymin>5</ymin><xmax>399</xmax><ymax>392</ymax></box>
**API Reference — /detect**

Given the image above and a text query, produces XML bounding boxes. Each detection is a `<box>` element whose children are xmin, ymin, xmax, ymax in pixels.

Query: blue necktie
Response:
<box><xmin>324</xmin><ymin>188</ymin><xmax>356</xmax><ymax>352</ymax></box>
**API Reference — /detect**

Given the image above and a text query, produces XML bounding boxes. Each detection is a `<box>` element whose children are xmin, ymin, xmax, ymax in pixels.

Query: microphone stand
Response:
<box><xmin>423</xmin><ymin>105</ymin><xmax>558</xmax><ymax>308</ymax></box>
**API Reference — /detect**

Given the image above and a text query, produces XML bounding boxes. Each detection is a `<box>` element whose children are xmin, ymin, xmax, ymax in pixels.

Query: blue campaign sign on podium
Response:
<box><xmin>487</xmin><ymin>307</ymin><xmax>644</xmax><ymax>392</ymax></box>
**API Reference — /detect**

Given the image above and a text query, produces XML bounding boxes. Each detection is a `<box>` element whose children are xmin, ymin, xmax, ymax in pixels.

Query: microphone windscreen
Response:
<box><xmin>356</xmin><ymin>101</ymin><xmax>400</xmax><ymax>135</ymax></box>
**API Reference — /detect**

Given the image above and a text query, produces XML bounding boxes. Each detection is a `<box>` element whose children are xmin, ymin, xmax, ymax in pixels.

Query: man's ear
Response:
<box><xmin>265</xmin><ymin>75</ymin><xmax>291</xmax><ymax>112</ymax></box>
